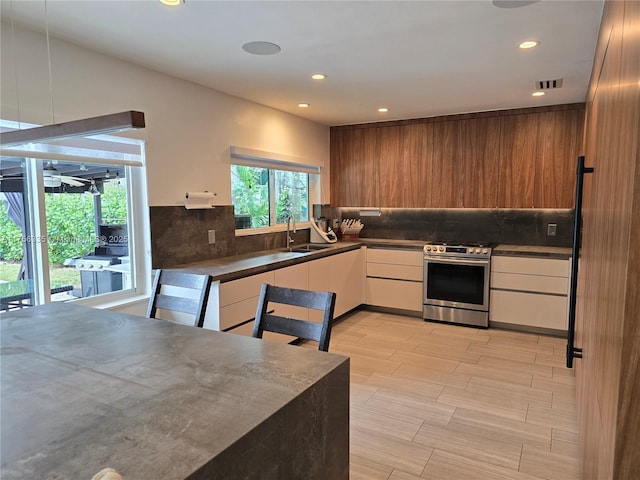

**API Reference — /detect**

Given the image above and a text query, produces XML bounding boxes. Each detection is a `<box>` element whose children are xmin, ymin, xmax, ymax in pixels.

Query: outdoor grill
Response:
<box><xmin>74</xmin><ymin>224</ymin><xmax>128</xmax><ymax>298</ymax></box>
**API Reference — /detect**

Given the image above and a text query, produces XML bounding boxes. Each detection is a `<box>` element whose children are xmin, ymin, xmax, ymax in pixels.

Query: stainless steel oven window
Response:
<box><xmin>424</xmin><ymin>258</ymin><xmax>490</xmax><ymax>311</ymax></box>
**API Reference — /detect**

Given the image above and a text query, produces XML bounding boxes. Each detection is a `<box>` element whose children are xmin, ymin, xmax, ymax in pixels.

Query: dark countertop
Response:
<box><xmin>167</xmin><ymin>239</ymin><xmax>571</xmax><ymax>283</ymax></box>
<box><xmin>493</xmin><ymin>244</ymin><xmax>572</xmax><ymax>259</ymax></box>
<box><xmin>0</xmin><ymin>303</ymin><xmax>349</xmax><ymax>480</ymax></box>
<box><xmin>172</xmin><ymin>242</ymin><xmax>362</xmax><ymax>282</ymax></box>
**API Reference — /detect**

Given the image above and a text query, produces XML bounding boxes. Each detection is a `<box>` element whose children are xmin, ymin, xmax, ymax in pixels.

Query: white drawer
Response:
<box><xmin>492</xmin><ymin>256</ymin><xmax>569</xmax><ymax>277</ymax></box>
<box><xmin>219</xmin><ymin>296</ymin><xmax>260</xmax><ymax>330</ymax></box>
<box><xmin>366</xmin><ymin>248</ymin><xmax>423</xmax><ymax>266</ymax></box>
<box><xmin>366</xmin><ymin>263</ymin><xmax>423</xmax><ymax>281</ymax></box>
<box><xmin>491</xmin><ymin>272</ymin><xmax>569</xmax><ymax>295</ymax></box>
<box><xmin>490</xmin><ymin>290</ymin><xmax>568</xmax><ymax>330</ymax></box>
<box><xmin>365</xmin><ymin>277</ymin><xmax>423</xmax><ymax>311</ymax></box>
<box><xmin>219</xmin><ymin>271</ymin><xmax>274</xmax><ymax>307</ymax></box>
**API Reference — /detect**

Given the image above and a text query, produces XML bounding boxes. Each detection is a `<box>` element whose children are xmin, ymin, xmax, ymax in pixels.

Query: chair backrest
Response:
<box><xmin>147</xmin><ymin>269</ymin><xmax>213</xmax><ymax>327</ymax></box>
<box><xmin>252</xmin><ymin>283</ymin><xmax>337</xmax><ymax>352</ymax></box>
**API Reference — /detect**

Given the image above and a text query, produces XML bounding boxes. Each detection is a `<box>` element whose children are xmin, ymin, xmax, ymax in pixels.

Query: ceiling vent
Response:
<box><xmin>536</xmin><ymin>79</ymin><xmax>563</xmax><ymax>90</ymax></box>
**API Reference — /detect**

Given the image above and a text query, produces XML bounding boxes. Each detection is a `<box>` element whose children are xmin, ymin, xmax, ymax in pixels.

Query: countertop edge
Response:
<box><xmin>359</xmin><ymin>239</ymin><xmax>426</xmax><ymax>250</ymax></box>
<box><xmin>172</xmin><ymin>243</ymin><xmax>363</xmax><ymax>283</ymax></box>
<box><xmin>492</xmin><ymin>244</ymin><xmax>572</xmax><ymax>259</ymax></box>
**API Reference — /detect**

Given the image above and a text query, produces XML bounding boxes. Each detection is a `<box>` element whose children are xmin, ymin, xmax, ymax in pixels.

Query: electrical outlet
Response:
<box><xmin>547</xmin><ymin>223</ymin><xmax>557</xmax><ymax>236</ymax></box>
<box><xmin>208</xmin><ymin>229</ymin><xmax>216</xmax><ymax>244</ymax></box>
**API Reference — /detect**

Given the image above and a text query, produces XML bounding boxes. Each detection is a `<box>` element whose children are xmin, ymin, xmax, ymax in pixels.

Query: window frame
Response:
<box><xmin>231</xmin><ymin>164</ymin><xmax>316</xmax><ymax>235</ymax></box>
<box><xmin>1</xmin><ymin>120</ymin><xmax>151</xmax><ymax>309</ymax></box>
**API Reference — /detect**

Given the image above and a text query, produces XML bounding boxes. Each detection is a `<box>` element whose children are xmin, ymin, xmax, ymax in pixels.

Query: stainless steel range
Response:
<box><xmin>423</xmin><ymin>243</ymin><xmax>492</xmax><ymax>328</ymax></box>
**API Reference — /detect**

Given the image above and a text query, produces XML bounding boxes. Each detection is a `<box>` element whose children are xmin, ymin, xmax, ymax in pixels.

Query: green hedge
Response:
<box><xmin>0</xmin><ymin>183</ymin><xmax>127</xmax><ymax>264</ymax></box>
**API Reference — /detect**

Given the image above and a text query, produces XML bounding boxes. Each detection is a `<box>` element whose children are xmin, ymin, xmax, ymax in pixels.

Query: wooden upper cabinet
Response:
<box><xmin>330</xmin><ymin>104</ymin><xmax>584</xmax><ymax>209</ymax></box>
<box><xmin>360</xmin><ymin>127</ymin><xmax>380</xmax><ymax>207</ymax></box>
<box><xmin>402</xmin><ymin>123</ymin><xmax>434</xmax><ymax>207</ymax></box>
<box><xmin>329</xmin><ymin>128</ymin><xmax>352</xmax><ymax>206</ymax></box>
<box><xmin>461</xmin><ymin>116</ymin><xmax>501</xmax><ymax>208</ymax></box>
<box><xmin>498</xmin><ymin>113</ymin><xmax>539</xmax><ymax>208</ymax></box>
<box><xmin>535</xmin><ymin>109</ymin><xmax>584</xmax><ymax>208</ymax></box>
<box><xmin>376</xmin><ymin>126</ymin><xmax>404</xmax><ymax>207</ymax></box>
<box><xmin>330</xmin><ymin>127</ymin><xmax>377</xmax><ymax>206</ymax></box>
<box><xmin>432</xmin><ymin>121</ymin><xmax>464</xmax><ymax>208</ymax></box>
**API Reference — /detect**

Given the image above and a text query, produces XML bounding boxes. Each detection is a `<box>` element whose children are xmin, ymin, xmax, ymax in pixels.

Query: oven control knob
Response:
<box><xmin>426</xmin><ymin>246</ymin><xmax>431</xmax><ymax>251</ymax></box>
<box><xmin>482</xmin><ymin>248</ymin><xmax>488</xmax><ymax>254</ymax></box>
<box><xmin>438</xmin><ymin>246</ymin><xmax>444</xmax><ymax>252</ymax></box>
<box><xmin>98</xmin><ymin>265</ymin><xmax>104</xmax><ymax>270</ymax></box>
<box><xmin>87</xmin><ymin>264</ymin><xmax>93</xmax><ymax>269</ymax></box>
<box><xmin>475</xmin><ymin>248</ymin><xmax>481</xmax><ymax>254</ymax></box>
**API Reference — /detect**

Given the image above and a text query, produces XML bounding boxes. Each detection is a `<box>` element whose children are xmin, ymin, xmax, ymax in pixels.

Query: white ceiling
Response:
<box><xmin>1</xmin><ymin>0</ymin><xmax>603</xmax><ymax>126</ymax></box>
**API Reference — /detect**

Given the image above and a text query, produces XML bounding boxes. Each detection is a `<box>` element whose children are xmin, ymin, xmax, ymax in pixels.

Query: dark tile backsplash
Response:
<box><xmin>150</xmin><ymin>206</ymin><xmax>309</xmax><ymax>268</ymax></box>
<box><xmin>150</xmin><ymin>206</ymin><xmax>573</xmax><ymax>268</ymax></box>
<box><xmin>235</xmin><ymin>229</ymin><xmax>309</xmax><ymax>256</ymax></box>
<box><xmin>333</xmin><ymin>208</ymin><xmax>574</xmax><ymax>247</ymax></box>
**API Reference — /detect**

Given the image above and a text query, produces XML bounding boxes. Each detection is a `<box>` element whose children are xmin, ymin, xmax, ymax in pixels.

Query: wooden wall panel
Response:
<box><xmin>432</xmin><ymin>121</ymin><xmax>463</xmax><ymax>208</ymax></box>
<box><xmin>461</xmin><ymin>116</ymin><xmax>501</xmax><ymax>208</ymax></box>
<box><xmin>402</xmin><ymin>123</ymin><xmax>433</xmax><ymax>207</ymax></box>
<box><xmin>576</xmin><ymin>0</ymin><xmax>640</xmax><ymax>478</ymax></box>
<box><xmin>376</xmin><ymin>126</ymin><xmax>404</xmax><ymax>207</ymax></box>
<box><xmin>498</xmin><ymin>113</ymin><xmax>539</xmax><ymax>208</ymax></box>
<box><xmin>613</xmin><ymin>2</ymin><xmax>640</xmax><ymax>477</ymax></box>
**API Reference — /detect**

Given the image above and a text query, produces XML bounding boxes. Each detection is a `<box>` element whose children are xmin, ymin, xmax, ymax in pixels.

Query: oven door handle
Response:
<box><xmin>424</xmin><ymin>257</ymin><xmax>490</xmax><ymax>266</ymax></box>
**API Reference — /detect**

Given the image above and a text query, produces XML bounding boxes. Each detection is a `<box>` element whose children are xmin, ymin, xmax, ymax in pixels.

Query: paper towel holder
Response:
<box><xmin>185</xmin><ymin>191</ymin><xmax>217</xmax><ymax>210</ymax></box>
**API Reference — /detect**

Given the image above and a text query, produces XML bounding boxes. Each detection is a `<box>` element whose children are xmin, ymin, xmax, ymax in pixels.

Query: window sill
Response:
<box><xmin>68</xmin><ymin>291</ymin><xmax>149</xmax><ymax>311</ymax></box>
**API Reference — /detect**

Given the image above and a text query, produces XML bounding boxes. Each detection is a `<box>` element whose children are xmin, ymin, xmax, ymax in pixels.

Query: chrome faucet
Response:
<box><xmin>286</xmin><ymin>215</ymin><xmax>296</xmax><ymax>251</ymax></box>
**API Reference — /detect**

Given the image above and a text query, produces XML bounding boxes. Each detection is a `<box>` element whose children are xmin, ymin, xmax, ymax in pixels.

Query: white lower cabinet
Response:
<box><xmin>365</xmin><ymin>247</ymin><xmax>423</xmax><ymax>312</ymax></box>
<box><xmin>329</xmin><ymin>248</ymin><xmax>365</xmax><ymax>318</ymax></box>
<box><xmin>306</xmin><ymin>248</ymin><xmax>365</xmax><ymax>321</ymax></box>
<box><xmin>267</xmin><ymin>263</ymin><xmax>310</xmax><ymax>343</ymax></box>
<box><xmin>215</xmin><ymin>248</ymin><xmax>365</xmax><ymax>341</ymax></box>
<box><xmin>308</xmin><ymin>255</ymin><xmax>333</xmax><ymax>323</ymax></box>
<box><xmin>217</xmin><ymin>271</ymin><xmax>274</xmax><ymax>331</ymax></box>
<box><xmin>489</xmin><ymin>255</ymin><xmax>570</xmax><ymax>332</ymax></box>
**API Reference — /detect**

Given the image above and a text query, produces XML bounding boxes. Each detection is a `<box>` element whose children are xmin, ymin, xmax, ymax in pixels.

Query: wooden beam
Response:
<box><xmin>0</xmin><ymin>111</ymin><xmax>145</xmax><ymax>147</ymax></box>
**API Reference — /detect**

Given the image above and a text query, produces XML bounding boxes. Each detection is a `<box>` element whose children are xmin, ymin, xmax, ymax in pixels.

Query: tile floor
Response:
<box><xmin>321</xmin><ymin>310</ymin><xmax>578</xmax><ymax>480</ymax></box>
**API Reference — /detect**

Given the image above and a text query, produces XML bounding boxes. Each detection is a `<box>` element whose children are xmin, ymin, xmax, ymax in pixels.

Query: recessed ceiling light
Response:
<box><xmin>519</xmin><ymin>40</ymin><xmax>540</xmax><ymax>49</ymax></box>
<box><xmin>160</xmin><ymin>0</ymin><xmax>182</xmax><ymax>6</ymax></box>
<box><xmin>298</xmin><ymin>103</ymin><xmax>310</xmax><ymax>108</ymax></box>
<box><xmin>242</xmin><ymin>41</ymin><xmax>281</xmax><ymax>56</ymax></box>
<box><xmin>378</xmin><ymin>108</ymin><xmax>389</xmax><ymax>113</ymax></box>
<box><xmin>532</xmin><ymin>91</ymin><xmax>545</xmax><ymax>97</ymax></box>
<box><xmin>311</xmin><ymin>74</ymin><xmax>326</xmax><ymax>80</ymax></box>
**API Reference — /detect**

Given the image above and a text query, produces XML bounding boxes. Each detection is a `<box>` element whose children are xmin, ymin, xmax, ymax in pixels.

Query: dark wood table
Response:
<box><xmin>0</xmin><ymin>303</ymin><xmax>349</xmax><ymax>480</ymax></box>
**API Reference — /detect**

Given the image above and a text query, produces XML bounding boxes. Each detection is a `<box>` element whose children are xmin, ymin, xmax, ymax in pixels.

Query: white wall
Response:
<box><xmin>1</xmin><ymin>23</ymin><xmax>330</xmax><ymax>206</ymax></box>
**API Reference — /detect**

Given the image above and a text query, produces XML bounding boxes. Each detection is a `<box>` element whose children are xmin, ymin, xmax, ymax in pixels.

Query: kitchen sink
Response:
<box><xmin>288</xmin><ymin>244</ymin><xmax>335</xmax><ymax>253</ymax></box>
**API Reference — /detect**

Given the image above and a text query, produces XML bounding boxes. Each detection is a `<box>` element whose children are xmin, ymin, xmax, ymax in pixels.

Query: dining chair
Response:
<box><xmin>252</xmin><ymin>283</ymin><xmax>337</xmax><ymax>352</ymax></box>
<box><xmin>147</xmin><ymin>269</ymin><xmax>213</xmax><ymax>327</ymax></box>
